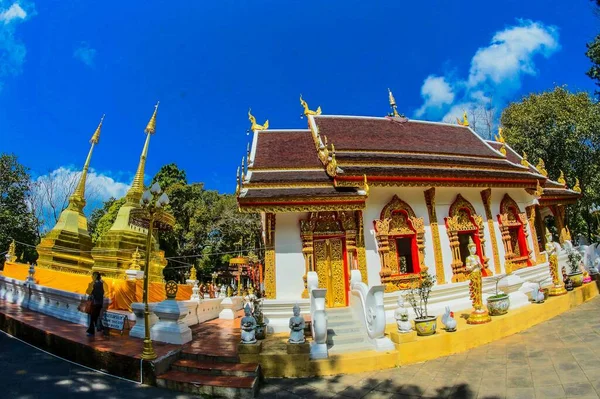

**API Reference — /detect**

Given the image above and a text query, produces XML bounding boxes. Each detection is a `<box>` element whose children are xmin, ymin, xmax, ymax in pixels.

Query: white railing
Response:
<box><xmin>307</xmin><ymin>271</ymin><xmax>328</xmax><ymax>359</ymax></box>
<box><xmin>349</xmin><ymin>270</ymin><xmax>395</xmax><ymax>351</ymax></box>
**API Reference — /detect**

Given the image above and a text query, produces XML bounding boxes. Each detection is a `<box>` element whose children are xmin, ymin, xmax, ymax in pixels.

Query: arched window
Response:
<box><xmin>497</xmin><ymin>194</ymin><xmax>532</xmax><ymax>272</ymax></box>
<box><xmin>445</xmin><ymin>194</ymin><xmax>490</xmax><ymax>282</ymax></box>
<box><xmin>374</xmin><ymin>195</ymin><xmax>426</xmax><ymax>292</ymax></box>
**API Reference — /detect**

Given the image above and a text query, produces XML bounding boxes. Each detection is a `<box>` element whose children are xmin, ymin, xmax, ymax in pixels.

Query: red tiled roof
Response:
<box><xmin>251</xmin><ymin>130</ymin><xmax>321</xmax><ymax>169</ymax></box>
<box><xmin>312</xmin><ymin>116</ymin><xmax>503</xmax><ymax>158</ymax></box>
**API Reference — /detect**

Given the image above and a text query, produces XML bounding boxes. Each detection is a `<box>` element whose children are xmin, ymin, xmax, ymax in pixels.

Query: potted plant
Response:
<box><xmin>405</xmin><ymin>269</ymin><xmax>436</xmax><ymax>336</ymax></box>
<box><xmin>566</xmin><ymin>247</ymin><xmax>584</xmax><ymax>287</ymax></box>
<box><xmin>486</xmin><ymin>274</ymin><xmax>510</xmax><ymax>316</ymax></box>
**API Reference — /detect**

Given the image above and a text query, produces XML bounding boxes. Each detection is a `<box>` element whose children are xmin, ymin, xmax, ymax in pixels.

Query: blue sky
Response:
<box><xmin>0</xmin><ymin>0</ymin><xmax>598</xmax><ymax>209</ymax></box>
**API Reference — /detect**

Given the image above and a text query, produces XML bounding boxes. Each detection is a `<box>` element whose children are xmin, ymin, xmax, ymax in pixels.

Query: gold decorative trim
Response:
<box><xmin>356</xmin><ymin>211</ymin><xmax>368</xmax><ymax>284</ymax></box>
<box><xmin>424</xmin><ymin>188</ymin><xmax>445</xmax><ymax>284</ymax></box>
<box><xmin>337</xmin><ymin>161</ymin><xmax>530</xmax><ymax>173</ymax></box>
<box><xmin>525</xmin><ymin>205</ymin><xmax>540</xmax><ymax>264</ymax></box>
<box><xmin>264</xmin><ymin>213</ymin><xmax>276</xmax><ymax>299</ymax></box>
<box><xmin>333</xmin><ymin>179</ymin><xmax>536</xmax><ymax>189</ymax></box>
<box><xmin>496</xmin><ymin>194</ymin><xmax>532</xmax><ymax>271</ymax></box>
<box><xmin>480</xmin><ymin>189</ymin><xmax>501</xmax><ymax>275</ymax></box>
<box><xmin>335</xmin><ymin>149</ymin><xmax>506</xmax><ymax>161</ymax></box>
<box><xmin>238</xmin><ymin>202</ymin><xmax>365</xmax><ymax>214</ymax></box>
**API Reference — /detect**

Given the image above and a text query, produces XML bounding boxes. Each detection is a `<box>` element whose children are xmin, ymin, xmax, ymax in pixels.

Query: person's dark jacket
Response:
<box><xmin>90</xmin><ymin>280</ymin><xmax>104</xmax><ymax>306</ymax></box>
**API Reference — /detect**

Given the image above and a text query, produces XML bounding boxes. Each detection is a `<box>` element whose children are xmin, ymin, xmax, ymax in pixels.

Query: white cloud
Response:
<box><xmin>413</xmin><ymin>20</ymin><xmax>560</xmax><ymax>132</ymax></box>
<box><xmin>0</xmin><ymin>1</ymin><xmax>34</xmax><ymax>88</ymax></box>
<box><xmin>30</xmin><ymin>167</ymin><xmax>130</xmax><ymax>230</ymax></box>
<box><xmin>73</xmin><ymin>42</ymin><xmax>97</xmax><ymax>67</ymax></box>
<box><xmin>0</xmin><ymin>3</ymin><xmax>26</xmax><ymax>23</ymax></box>
<box><xmin>415</xmin><ymin>75</ymin><xmax>455</xmax><ymax>117</ymax></box>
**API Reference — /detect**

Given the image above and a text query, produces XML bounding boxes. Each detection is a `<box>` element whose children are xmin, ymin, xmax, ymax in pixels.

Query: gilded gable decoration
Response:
<box><xmin>573</xmin><ymin>178</ymin><xmax>581</xmax><ymax>193</ymax></box>
<box><xmin>248</xmin><ymin>108</ymin><xmax>269</xmax><ymax>132</ymax></box>
<box><xmin>300</xmin><ymin>95</ymin><xmax>322</xmax><ymax>117</ymax></box>
<box><xmin>557</xmin><ymin>170</ymin><xmax>566</xmax><ymax>186</ymax></box>
<box><xmin>456</xmin><ymin>111</ymin><xmax>469</xmax><ymax>127</ymax></box>
<box><xmin>536</xmin><ymin>158</ymin><xmax>548</xmax><ymax>177</ymax></box>
<box><xmin>445</xmin><ymin>194</ymin><xmax>490</xmax><ymax>282</ymax></box>
<box><xmin>374</xmin><ymin>195</ymin><xmax>426</xmax><ymax>292</ymax></box>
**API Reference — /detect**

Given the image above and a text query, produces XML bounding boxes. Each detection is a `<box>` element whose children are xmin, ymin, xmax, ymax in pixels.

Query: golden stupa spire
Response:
<box><xmin>126</xmin><ymin>103</ymin><xmax>159</xmax><ymax>204</ymax></box>
<box><xmin>68</xmin><ymin>115</ymin><xmax>104</xmax><ymax>212</ymax></box>
<box><xmin>457</xmin><ymin>110</ymin><xmax>469</xmax><ymax>127</ymax></box>
<box><xmin>300</xmin><ymin>94</ymin><xmax>322</xmax><ymax>117</ymax></box>
<box><xmin>387</xmin><ymin>88</ymin><xmax>401</xmax><ymax>118</ymax></box>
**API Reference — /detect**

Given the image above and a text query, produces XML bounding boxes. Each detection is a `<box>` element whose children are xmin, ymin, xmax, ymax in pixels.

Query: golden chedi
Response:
<box><xmin>91</xmin><ymin>104</ymin><xmax>167</xmax><ymax>282</ymax></box>
<box><xmin>36</xmin><ymin>117</ymin><xmax>104</xmax><ymax>275</ymax></box>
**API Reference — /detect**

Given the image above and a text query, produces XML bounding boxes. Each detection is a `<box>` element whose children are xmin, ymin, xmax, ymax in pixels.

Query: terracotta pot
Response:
<box><xmin>568</xmin><ymin>272</ymin><xmax>583</xmax><ymax>287</ymax></box>
<box><xmin>414</xmin><ymin>316</ymin><xmax>437</xmax><ymax>336</ymax></box>
<box><xmin>487</xmin><ymin>294</ymin><xmax>510</xmax><ymax>316</ymax></box>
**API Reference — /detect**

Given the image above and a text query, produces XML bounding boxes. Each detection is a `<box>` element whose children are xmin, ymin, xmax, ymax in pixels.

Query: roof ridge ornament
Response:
<box><xmin>557</xmin><ymin>170</ymin><xmax>566</xmax><ymax>186</ymax></box>
<box><xmin>494</xmin><ymin>127</ymin><xmax>507</xmax><ymax>156</ymax></box>
<box><xmin>456</xmin><ymin>110</ymin><xmax>469</xmax><ymax>127</ymax></box>
<box><xmin>248</xmin><ymin>108</ymin><xmax>269</xmax><ymax>132</ymax></box>
<box><xmin>536</xmin><ymin>158</ymin><xmax>548</xmax><ymax>177</ymax></box>
<box><xmin>387</xmin><ymin>88</ymin><xmax>406</xmax><ymax>119</ymax></box>
<box><xmin>573</xmin><ymin>178</ymin><xmax>581</xmax><ymax>193</ymax></box>
<box><xmin>300</xmin><ymin>95</ymin><xmax>322</xmax><ymax>117</ymax></box>
<box><xmin>521</xmin><ymin>151</ymin><xmax>528</xmax><ymax>167</ymax></box>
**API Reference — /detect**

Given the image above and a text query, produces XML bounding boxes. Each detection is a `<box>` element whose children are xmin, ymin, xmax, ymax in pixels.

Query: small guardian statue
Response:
<box><xmin>546</xmin><ymin>229</ymin><xmax>567</xmax><ymax>296</ymax></box>
<box><xmin>394</xmin><ymin>295</ymin><xmax>411</xmax><ymax>333</ymax></box>
<box><xmin>219</xmin><ymin>284</ymin><xmax>227</xmax><ymax>298</ymax></box>
<box><xmin>288</xmin><ymin>304</ymin><xmax>306</xmax><ymax>344</ymax></box>
<box><xmin>465</xmin><ymin>237</ymin><xmax>491</xmax><ymax>324</ymax></box>
<box><xmin>240</xmin><ymin>304</ymin><xmax>257</xmax><ymax>344</ymax></box>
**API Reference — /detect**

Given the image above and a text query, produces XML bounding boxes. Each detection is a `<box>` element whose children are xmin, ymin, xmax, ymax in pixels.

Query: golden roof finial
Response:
<box><xmin>557</xmin><ymin>170</ymin><xmax>566</xmax><ymax>186</ymax></box>
<box><xmin>494</xmin><ymin>127</ymin><xmax>506</xmax><ymax>156</ymax></box>
<box><xmin>326</xmin><ymin>143</ymin><xmax>337</xmax><ymax>177</ymax></box>
<box><xmin>456</xmin><ymin>110</ymin><xmax>469</xmax><ymax>127</ymax></box>
<box><xmin>363</xmin><ymin>174</ymin><xmax>370</xmax><ymax>196</ymax></box>
<box><xmin>573</xmin><ymin>178</ymin><xmax>581</xmax><ymax>193</ymax></box>
<box><xmin>521</xmin><ymin>151</ymin><xmax>528</xmax><ymax>167</ymax></box>
<box><xmin>145</xmin><ymin>102</ymin><xmax>159</xmax><ymax>135</ymax></box>
<box><xmin>535</xmin><ymin>180</ymin><xmax>544</xmax><ymax>197</ymax></box>
<box><xmin>248</xmin><ymin>108</ymin><xmax>269</xmax><ymax>132</ymax></box>
<box><xmin>536</xmin><ymin>158</ymin><xmax>548</xmax><ymax>177</ymax></box>
<box><xmin>300</xmin><ymin>94</ymin><xmax>322</xmax><ymax>117</ymax></box>
<box><xmin>387</xmin><ymin>88</ymin><xmax>401</xmax><ymax>118</ymax></box>
<box><xmin>90</xmin><ymin>114</ymin><xmax>104</xmax><ymax>144</ymax></box>
<box><xmin>235</xmin><ymin>166</ymin><xmax>241</xmax><ymax>196</ymax></box>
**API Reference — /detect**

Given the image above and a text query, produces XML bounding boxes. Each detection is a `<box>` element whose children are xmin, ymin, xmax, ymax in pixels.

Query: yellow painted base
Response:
<box><xmin>466</xmin><ymin>309</ymin><xmax>491</xmax><ymax>325</ymax></box>
<box><xmin>251</xmin><ymin>282</ymin><xmax>599</xmax><ymax>378</ymax></box>
<box><xmin>548</xmin><ymin>285</ymin><xmax>567</xmax><ymax>296</ymax></box>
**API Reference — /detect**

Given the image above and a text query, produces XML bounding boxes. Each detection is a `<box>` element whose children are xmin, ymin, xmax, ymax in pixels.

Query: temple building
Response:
<box><xmin>91</xmin><ymin>103</ymin><xmax>168</xmax><ymax>282</ymax></box>
<box><xmin>36</xmin><ymin>117</ymin><xmax>104</xmax><ymax>274</ymax></box>
<box><xmin>236</xmin><ymin>93</ymin><xmax>580</xmax><ymax>308</ymax></box>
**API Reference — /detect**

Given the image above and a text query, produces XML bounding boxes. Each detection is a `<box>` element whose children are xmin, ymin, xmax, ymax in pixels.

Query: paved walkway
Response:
<box><xmin>2</xmin><ymin>297</ymin><xmax>600</xmax><ymax>398</ymax></box>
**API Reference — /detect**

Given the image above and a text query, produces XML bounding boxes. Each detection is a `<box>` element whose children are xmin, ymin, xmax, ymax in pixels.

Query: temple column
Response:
<box><xmin>480</xmin><ymin>189</ymin><xmax>501</xmax><ymax>275</ymax></box>
<box><xmin>525</xmin><ymin>205</ymin><xmax>540</xmax><ymax>264</ymax></box>
<box><xmin>374</xmin><ymin>219</ymin><xmax>392</xmax><ymax>280</ymax></box>
<box><xmin>264</xmin><ymin>213</ymin><xmax>276</xmax><ymax>299</ymax></box>
<box><xmin>424</xmin><ymin>188</ymin><xmax>445</xmax><ymax>284</ymax></box>
<box><xmin>301</xmin><ymin>230</ymin><xmax>314</xmax><ymax>299</ymax></box>
<box><xmin>356</xmin><ymin>211</ymin><xmax>368</xmax><ymax>284</ymax></box>
<box><xmin>498</xmin><ymin>214</ymin><xmax>515</xmax><ymax>261</ymax></box>
<box><xmin>554</xmin><ymin>205</ymin><xmax>571</xmax><ymax>244</ymax></box>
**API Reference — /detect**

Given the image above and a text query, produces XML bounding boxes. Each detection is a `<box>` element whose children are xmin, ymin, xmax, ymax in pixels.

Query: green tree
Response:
<box><xmin>151</xmin><ymin>163</ymin><xmax>187</xmax><ymax>190</ymax></box>
<box><xmin>88</xmin><ymin>197</ymin><xmax>117</xmax><ymax>238</ymax></box>
<box><xmin>0</xmin><ymin>154</ymin><xmax>39</xmax><ymax>265</ymax></box>
<box><xmin>91</xmin><ymin>197</ymin><xmax>126</xmax><ymax>243</ymax></box>
<box><xmin>500</xmin><ymin>86</ymin><xmax>600</xmax><ymax>240</ymax></box>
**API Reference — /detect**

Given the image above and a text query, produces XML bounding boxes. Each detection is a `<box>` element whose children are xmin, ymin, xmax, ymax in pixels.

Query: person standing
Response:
<box><xmin>86</xmin><ymin>272</ymin><xmax>105</xmax><ymax>336</ymax></box>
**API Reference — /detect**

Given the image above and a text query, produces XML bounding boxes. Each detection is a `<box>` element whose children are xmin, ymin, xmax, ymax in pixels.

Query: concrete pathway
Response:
<box><xmin>2</xmin><ymin>297</ymin><xmax>600</xmax><ymax>398</ymax></box>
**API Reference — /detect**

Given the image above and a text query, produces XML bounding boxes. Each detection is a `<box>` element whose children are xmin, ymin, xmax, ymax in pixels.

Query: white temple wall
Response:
<box><xmin>274</xmin><ymin>212</ymin><xmax>307</xmax><ymax>300</ymax></box>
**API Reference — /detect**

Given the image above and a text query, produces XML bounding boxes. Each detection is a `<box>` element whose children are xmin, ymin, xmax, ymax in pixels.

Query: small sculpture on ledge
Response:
<box><xmin>191</xmin><ymin>281</ymin><xmax>201</xmax><ymax>301</ymax></box>
<box><xmin>441</xmin><ymin>306</ymin><xmax>457</xmax><ymax>332</ymax></box>
<box><xmin>562</xmin><ymin>267</ymin><xmax>574</xmax><ymax>291</ymax></box>
<box><xmin>219</xmin><ymin>284</ymin><xmax>227</xmax><ymax>298</ymax></box>
<box><xmin>394</xmin><ymin>295</ymin><xmax>411</xmax><ymax>333</ymax></box>
<box><xmin>546</xmin><ymin>229</ymin><xmax>566</xmax><ymax>296</ymax></box>
<box><xmin>244</xmin><ymin>286</ymin><xmax>257</xmax><ymax>312</ymax></box>
<box><xmin>240</xmin><ymin>304</ymin><xmax>257</xmax><ymax>344</ymax></box>
<box><xmin>288</xmin><ymin>304</ymin><xmax>306</xmax><ymax>344</ymax></box>
<box><xmin>227</xmin><ymin>285</ymin><xmax>233</xmax><ymax>297</ymax></box>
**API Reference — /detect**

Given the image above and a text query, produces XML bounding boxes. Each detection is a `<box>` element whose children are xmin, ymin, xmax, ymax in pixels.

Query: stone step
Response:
<box><xmin>171</xmin><ymin>359</ymin><xmax>260</xmax><ymax>377</ymax></box>
<box><xmin>156</xmin><ymin>370</ymin><xmax>258</xmax><ymax>398</ymax></box>
<box><xmin>181</xmin><ymin>349</ymin><xmax>240</xmax><ymax>364</ymax></box>
<box><xmin>327</xmin><ymin>320</ymin><xmax>356</xmax><ymax>328</ymax></box>
<box><xmin>328</xmin><ymin>326</ymin><xmax>362</xmax><ymax>335</ymax></box>
<box><xmin>328</xmin><ymin>333</ymin><xmax>368</xmax><ymax>346</ymax></box>
<box><xmin>329</xmin><ymin>344</ymin><xmax>375</xmax><ymax>354</ymax></box>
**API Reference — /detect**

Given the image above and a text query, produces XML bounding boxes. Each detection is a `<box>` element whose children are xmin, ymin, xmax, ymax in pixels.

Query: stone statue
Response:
<box><xmin>465</xmin><ymin>237</ymin><xmax>491</xmax><ymax>324</ymax></box>
<box><xmin>244</xmin><ymin>286</ymin><xmax>257</xmax><ymax>313</ymax></box>
<box><xmin>546</xmin><ymin>229</ymin><xmax>566</xmax><ymax>296</ymax></box>
<box><xmin>240</xmin><ymin>304</ymin><xmax>257</xmax><ymax>344</ymax></box>
<box><xmin>562</xmin><ymin>267</ymin><xmax>574</xmax><ymax>291</ymax></box>
<box><xmin>227</xmin><ymin>285</ymin><xmax>233</xmax><ymax>297</ymax></box>
<box><xmin>394</xmin><ymin>295</ymin><xmax>411</xmax><ymax>333</ymax></box>
<box><xmin>592</xmin><ymin>257</ymin><xmax>600</xmax><ymax>276</ymax></box>
<box><xmin>219</xmin><ymin>284</ymin><xmax>227</xmax><ymax>298</ymax></box>
<box><xmin>288</xmin><ymin>304</ymin><xmax>306</xmax><ymax>344</ymax></box>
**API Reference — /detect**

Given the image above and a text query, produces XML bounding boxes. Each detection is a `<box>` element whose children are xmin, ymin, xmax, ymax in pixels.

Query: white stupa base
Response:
<box><xmin>150</xmin><ymin>299</ymin><xmax>192</xmax><ymax>345</ymax></box>
<box><xmin>310</xmin><ymin>342</ymin><xmax>328</xmax><ymax>359</ymax></box>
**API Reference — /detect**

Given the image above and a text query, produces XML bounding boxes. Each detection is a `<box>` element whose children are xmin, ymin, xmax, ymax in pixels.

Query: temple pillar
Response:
<box><xmin>525</xmin><ymin>205</ymin><xmax>541</xmax><ymax>264</ymax></box>
<box><xmin>300</xmin><ymin>230</ymin><xmax>314</xmax><ymax>299</ymax></box>
<box><xmin>355</xmin><ymin>211</ymin><xmax>368</xmax><ymax>284</ymax></box>
<box><xmin>554</xmin><ymin>205</ymin><xmax>571</xmax><ymax>244</ymax></box>
<box><xmin>264</xmin><ymin>213</ymin><xmax>276</xmax><ymax>299</ymax></box>
<box><xmin>480</xmin><ymin>189</ymin><xmax>501</xmax><ymax>275</ymax></box>
<box><xmin>374</xmin><ymin>219</ymin><xmax>392</xmax><ymax>279</ymax></box>
<box><xmin>424</xmin><ymin>188</ymin><xmax>445</xmax><ymax>285</ymax></box>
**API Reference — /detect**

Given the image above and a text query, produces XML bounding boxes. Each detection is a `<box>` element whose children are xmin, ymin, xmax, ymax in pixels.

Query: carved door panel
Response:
<box><xmin>313</xmin><ymin>238</ymin><xmax>347</xmax><ymax>308</ymax></box>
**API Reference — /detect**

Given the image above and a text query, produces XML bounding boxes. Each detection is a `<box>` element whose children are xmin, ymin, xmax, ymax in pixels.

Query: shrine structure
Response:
<box><xmin>236</xmin><ymin>92</ymin><xmax>581</xmax><ymax>309</ymax></box>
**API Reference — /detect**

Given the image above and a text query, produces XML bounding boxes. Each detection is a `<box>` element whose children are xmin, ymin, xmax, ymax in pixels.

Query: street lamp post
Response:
<box><xmin>129</xmin><ymin>182</ymin><xmax>175</xmax><ymax>361</ymax></box>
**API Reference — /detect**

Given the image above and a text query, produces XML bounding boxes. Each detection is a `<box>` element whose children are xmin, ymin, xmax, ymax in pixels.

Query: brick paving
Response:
<box><xmin>1</xmin><ymin>297</ymin><xmax>600</xmax><ymax>398</ymax></box>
